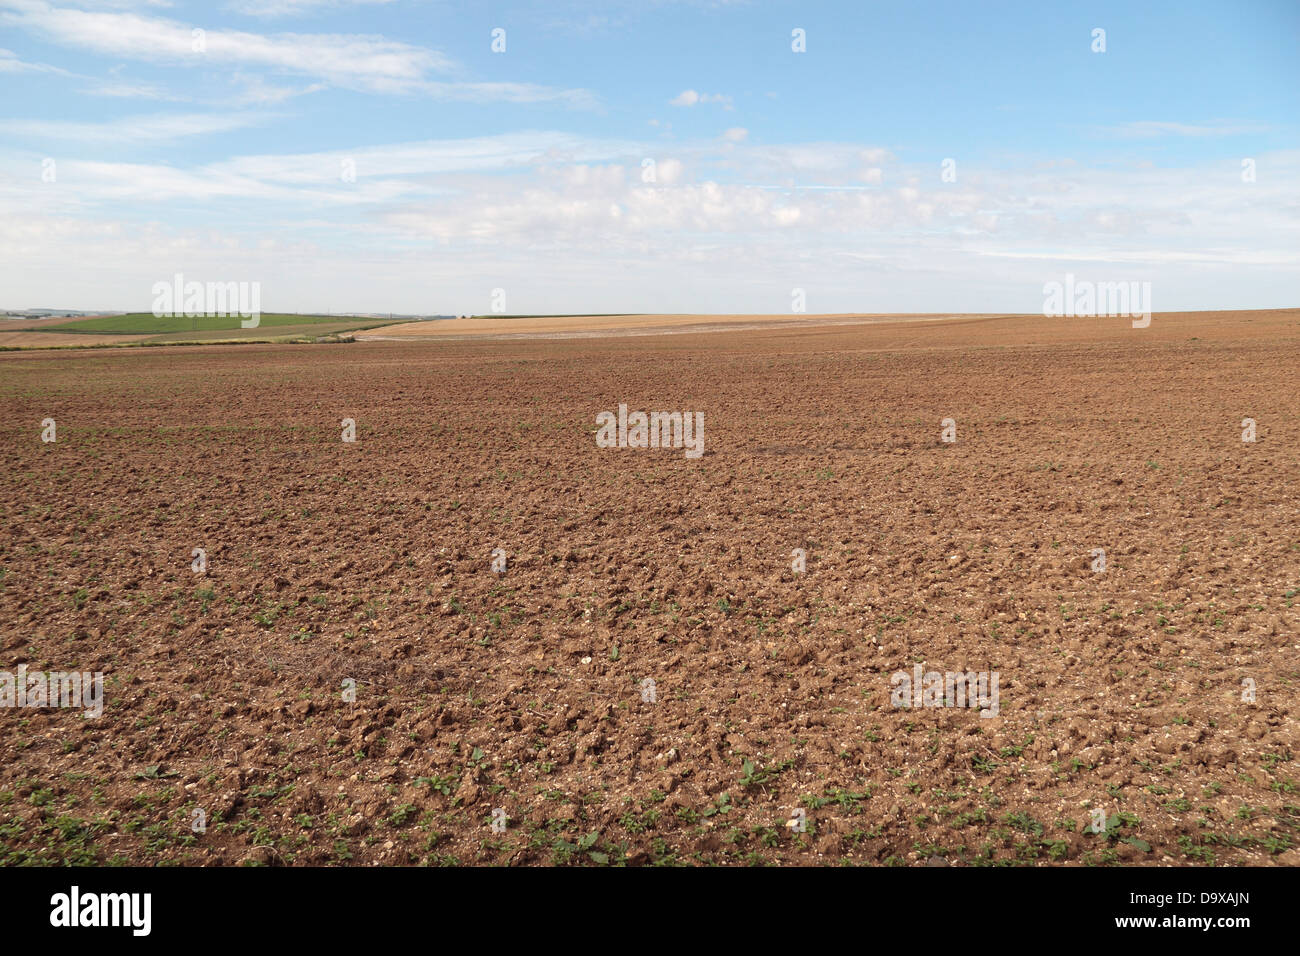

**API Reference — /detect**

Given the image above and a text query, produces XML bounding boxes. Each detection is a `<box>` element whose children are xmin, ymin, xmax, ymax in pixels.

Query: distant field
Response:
<box><xmin>357</xmin><ymin>312</ymin><xmax>1001</xmax><ymax>340</ymax></box>
<box><xmin>0</xmin><ymin>316</ymin><xmax>401</xmax><ymax>349</ymax></box>
<box><xmin>28</xmin><ymin>312</ymin><xmax>367</xmax><ymax>334</ymax></box>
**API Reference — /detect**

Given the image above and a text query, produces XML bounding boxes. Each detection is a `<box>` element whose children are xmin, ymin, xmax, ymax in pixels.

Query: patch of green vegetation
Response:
<box><xmin>42</xmin><ymin>312</ymin><xmax>362</xmax><ymax>334</ymax></box>
<box><xmin>738</xmin><ymin>757</ymin><xmax>795</xmax><ymax>789</ymax></box>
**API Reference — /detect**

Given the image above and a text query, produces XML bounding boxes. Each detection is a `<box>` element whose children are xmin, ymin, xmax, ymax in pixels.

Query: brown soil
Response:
<box><xmin>0</xmin><ymin>309</ymin><xmax>1296</xmax><ymax>867</ymax></box>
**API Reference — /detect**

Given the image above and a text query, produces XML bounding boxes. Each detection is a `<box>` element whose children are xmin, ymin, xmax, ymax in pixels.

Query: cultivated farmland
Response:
<box><xmin>0</xmin><ymin>309</ymin><xmax>1296</xmax><ymax>866</ymax></box>
<box><xmin>0</xmin><ymin>313</ymin><xmax>396</xmax><ymax>350</ymax></box>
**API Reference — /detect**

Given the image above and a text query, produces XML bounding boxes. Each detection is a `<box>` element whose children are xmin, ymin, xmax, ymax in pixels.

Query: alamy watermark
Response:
<box><xmin>891</xmin><ymin>665</ymin><xmax>999</xmax><ymax>718</ymax></box>
<box><xmin>49</xmin><ymin>886</ymin><xmax>150</xmax><ymax>936</ymax></box>
<box><xmin>596</xmin><ymin>404</ymin><xmax>704</xmax><ymax>459</ymax></box>
<box><xmin>1</xmin><ymin>665</ymin><xmax>103</xmax><ymax>718</ymax></box>
<box><xmin>1043</xmin><ymin>273</ymin><xmax>1151</xmax><ymax>328</ymax></box>
<box><xmin>151</xmin><ymin>273</ymin><xmax>261</xmax><ymax>328</ymax></box>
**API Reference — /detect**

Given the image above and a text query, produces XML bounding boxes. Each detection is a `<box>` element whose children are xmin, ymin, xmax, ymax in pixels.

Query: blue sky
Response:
<box><xmin>1</xmin><ymin>0</ymin><xmax>1296</xmax><ymax>314</ymax></box>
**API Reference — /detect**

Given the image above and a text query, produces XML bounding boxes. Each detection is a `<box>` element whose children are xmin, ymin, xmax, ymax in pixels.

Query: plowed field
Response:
<box><xmin>1</xmin><ymin>309</ymin><xmax>1296</xmax><ymax>866</ymax></box>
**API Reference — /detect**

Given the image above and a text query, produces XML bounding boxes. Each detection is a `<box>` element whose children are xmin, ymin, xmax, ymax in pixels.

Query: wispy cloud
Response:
<box><xmin>5</xmin><ymin>44</ymin><xmax>188</xmax><ymax>99</ymax></box>
<box><xmin>224</xmin><ymin>72</ymin><xmax>325</xmax><ymax>106</ymax></box>
<box><xmin>0</xmin><ymin>110</ymin><xmax>276</xmax><ymax>143</ymax></box>
<box><xmin>420</xmin><ymin>80</ymin><xmax>594</xmax><ymax>107</ymax></box>
<box><xmin>0</xmin><ymin>45</ymin><xmax>69</xmax><ymax>74</ymax></box>
<box><xmin>0</xmin><ymin>0</ymin><xmax>595</xmax><ymax>104</ymax></box>
<box><xmin>224</xmin><ymin>0</ymin><xmax>397</xmax><ymax>18</ymax></box>
<box><xmin>1099</xmin><ymin>120</ymin><xmax>1271</xmax><ymax>139</ymax></box>
<box><xmin>670</xmin><ymin>89</ymin><xmax>732</xmax><ymax>109</ymax></box>
<box><xmin>0</xmin><ymin>0</ymin><xmax>448</xmax><ymax>91</ymax></box>
<box><xmin>4</xmin><ymin>144</ymin><xmax>1296</xmax><ymax>313</ymax></box>
<box><xmin>82</xmin><ymin>80</ymin><xmax>186</xmax><ymax>101</ymax></box>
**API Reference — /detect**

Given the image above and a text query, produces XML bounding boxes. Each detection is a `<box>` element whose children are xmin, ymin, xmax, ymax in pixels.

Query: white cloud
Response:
<box><xmin>0</xmin><ymin>111</ymin><xmax>276</xmax><ymax>142</ymax></box>
<box><xmin>216</xmin><ymin>132</ymin><xmax>640</xmax><ymax>184</ymax></box>
<box><xmin>0</xmin><ymin>132</ymin><xmax>645</xmax><ymax>212</ymax></box>
<box><xmin>53</xmin><ymin>1</ymin><xmax>176</xmax><ymax>8</ymax></box>
<box><xmin>83</xmin><ymin>80</ymin><xmax>184</xmax><ymax>100</ymax></box>
<box><xmin>670</xmin><ymin>89</ymin><xmax>732</xmax><ymax>108</ymax></box>
<box><xmin>1100</xmin><ymin>120</ymin><xmax>1270</xmax><ymax>139</ymax></box>
<box><xmin>2</xmin><ymin>49</ymin><xmax>195</xmax><ymax>105</ymax></box>
<box><xmin>224</xmin><ymin>0</ymin><xmax>396</xmax><ymax>17</ymax></box>
<box><xmin>2</xmin><ymin>43</ymin><xmax>185</xmax><ymax>98</ymax></box>
<box><xmin>0</xmin><ymin>0</ymin><xmax>447</xmax><ymax>89</ymax></box>
<box><xmin>0</xmin><ymin>0</ymin><xmax>595</xmax><ymax>103</ymax></box>
<box><xmin>655</xmin><ymin>157</ymin><xmax>685</xmax><ymax>184</ymax></box>
<box><xmin>420</xmin><ymin>80</ymin><xmax>596</xmax><ymax>108</ymax></box>
<box><xmin>224</xmin><ymin>73</ymin><xmax>326</xmax><ymax>105</ymax></box>
<box><xmin>0</xmin><ymin>45</ymin><xmax>69</xmax><ymax>74</ymax></box>
<box><xmin>2</xmin><ymin>129</ymin><xmax>1296</xmax><ymax>314</ymax></box>
<box><xmin>721</xmin><ymin>127</ymin><xmax>747</xmax><ymax>142</ymax></box>
<box><xmin>559</xmin><ymin>164</ymin><xmax>627</xmax><ymax>190</ymax></box>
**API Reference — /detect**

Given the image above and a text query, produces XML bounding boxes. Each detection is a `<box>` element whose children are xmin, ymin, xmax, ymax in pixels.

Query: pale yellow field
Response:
<box><xmin>356</xmin><ymin>312</ymin><xmax>998</xmax><ymax>340</ymax></box>
<box><xmin>0</xmin><ymin>331</ymin><xmax>152</xmax><ymax>348</ymax></box>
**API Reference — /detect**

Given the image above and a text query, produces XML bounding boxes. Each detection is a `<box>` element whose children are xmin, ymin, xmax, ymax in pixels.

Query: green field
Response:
<box><xmin>33</xmin><ymin>312</ymin><xmax>367</xmax><ymax>334</ymax></box>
